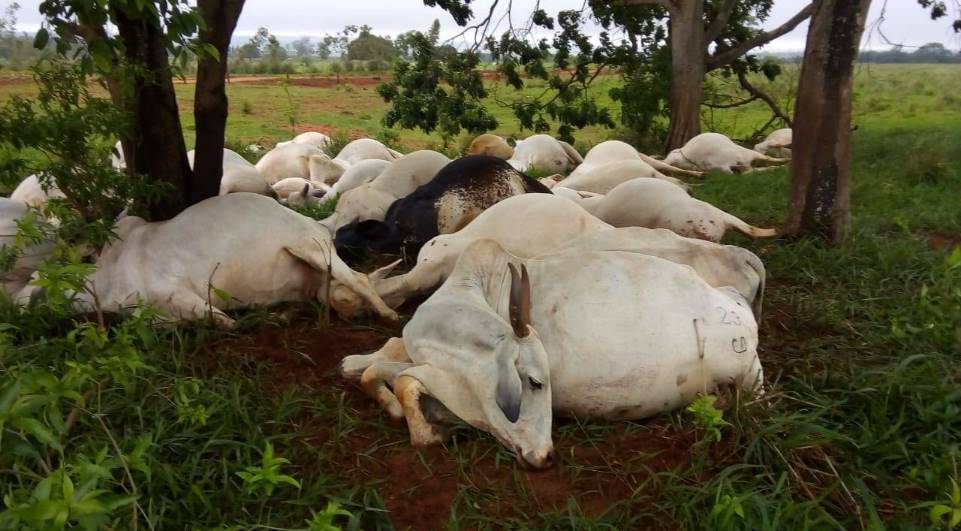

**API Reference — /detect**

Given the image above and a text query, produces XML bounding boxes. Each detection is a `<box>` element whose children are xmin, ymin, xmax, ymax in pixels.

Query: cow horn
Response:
<box><xmin>508</xmin><ymin>263</ymin><xmax>531</xmax><ymax>338</ymax></box>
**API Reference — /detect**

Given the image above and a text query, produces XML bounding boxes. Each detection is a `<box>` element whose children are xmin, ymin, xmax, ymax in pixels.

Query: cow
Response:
<box><xmin>573</xmin><ymin>178</ymin><xmax>778</xmax><ymax>242</ymax></box>
<box><xmin>568</xmin><ymin>140</ymin><xmax>702</xmax><ymax>179</ymax></box>
<box><xmin>1</xmin><ymin>198</ymin><xmax>54</xmax><ymax>297</ymax></box>
<box><xmin>753</xmin><ymin>128</ymin><xmax>792</xmax><ymax>158</ymax></box>
<box><xmin>308</xmin><ymin>139</ymin><xmax>403</xmax><ymax>184</ymax></box>
<box><xmin>187</xmin><ymin>148</ymin><xmax>271</xmax><ymax>196</ymax></box>
<box><xmin>332</xmin><ymin>155</ymin><xmax>550</xmax><ymax>264</ymax></box>
<box><xmin>341</xmin><ymin>239</ymin><xmax>764</xmax><ymax>468</ymax></box>
<box><xmin>555</xmin><ymin>159</ymin><xmax>688</xmax><ymax>193</ymax></box>
<box><xmin>507</xmin><ymin>134</ymin><xmax>583</xmax><ymax>174</ymax></box>
<box><xmin>10</xmin><ymin>174</ymin><xmax>65</xmax><ymax>208</ymax></box>
<box><xmin>254</xmin><ymin>143</ymin><xmax>330</xmax><ymax>185</ymax></box>
<box><xmin>319</xmin><ymin>150</ymin><xmax>450</xmax><ymax>232</ymax></box>
<box><xmin>333</xmin><ymin>193</ymin><xmax>765</xmax><ymax>319</ymax></box>
<box><xmin>271</xmin><ymin>177</ymin><xmax>329</xmax><ymax>202</ymax></box>
<box><xmin>17</xmin><ymin>194</ymin><xmax>397</xmax><ymax>326</ymax></box>
<box><xmin>466</xmin><ymin>134</ymin><xmax>514</xmax><ymax>159</ymax></box>
<box><xmin>664</xmin><ymin>133</ymin><xmax>789</xmax><ymax>174</ymax></box>
<box><xmin>276</xmin><ymin>131</ymin><xmax>332</xmax><ymax>152</ymax></box>
<box><xmin>323</xmin><ymin>158</ymin><xmax>392</xmax><ymax>198</ymax></box>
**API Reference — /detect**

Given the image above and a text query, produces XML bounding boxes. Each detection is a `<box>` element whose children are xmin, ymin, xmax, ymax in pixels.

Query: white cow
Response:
<box><xmin>664</xmin><ymin>133</ymin><xmax>789</xmax><ymax>174</ymax></box>
<box><xmin>555</xmin><ymin>159</ymin><xmax>688</xmax><ymax>193</ymax></box>
<box><xmin>342</xmin><ymin>239</ymin><xmax>763</xmax><ymax>468</ymax></box>
<box><xmin>335</xmin><ymin>193</ymin><xmax>765</xmax><ymax>318</ymax></box>
<box><xmin>187</xmin><ymin>149</ymin><xmax>270</xmax><ymax>196</ymax></box>
<box><xmin>320</xmin><ymin>150</ymin><xmax>450</xmax><ymax>232</ymax></box>
<box><xmin>324</xmin><ymin>159</ymin><xmax>391</xmax><ymax>198</ymax></box>
<box><xmin>307</xmin><ymin>138</ymin><xmax>404</xmax><ymax>184</ymax></box>
<box><xmin>1</xmin><ymin>198</ymin><xmax>54</xmax><ymax>297</ymax></box>
<box><xmin>507</xmin><ymin>134</ymin><xmax>583</xmax><ymax>174</ymax></box>
<box><xmin>277</xmin><ymin>131</ymin><xmax>332</xmax><ymax>152</ymax></box>
<box><xmin>254</xmin><ymin>143</ymin><xmax>329</xmax><ymax>185</ymax></box>
<box><xmin>20</xmin><ymin>194</ymin><xmax>396</xmax><ymax>325</ymax></box>
<box><xmin>569</xmin><ymin>140</ymin><xmax>702</xmax><ymax>179</ymax></box>
<box><xmin>753</xmin><ymin>128</ymin><xmax>792</xmax><ymax>158</ymax></box>
<box><xmin>10</xmin><ymin>174</ymin><xmax>65</xmax><ymax>208</ymax></box>
<box><xmin>574</xmin><ymin>178</ymin><xmax>778</xmax><ymax>242</ymax></box>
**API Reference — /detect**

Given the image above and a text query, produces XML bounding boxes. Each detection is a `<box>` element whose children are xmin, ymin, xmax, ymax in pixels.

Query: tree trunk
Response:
<box><xmin>784</xmin><ymin>0</ymin><xmax>871</xmax><ymax>241</ymax></box>
<box><xmin>192</xmin><ymin>0</ymin><xmax>246</xmax><ymax>205</ymax></box>
<box><xmin>664</xmin><ymin>1</ymin><xmax>705</xmax><ymax>151</ymax></box>
<box><xmin>112</xmin><ymin>7</ymin><xmax>192</xmax><ymax>221</ymax></box>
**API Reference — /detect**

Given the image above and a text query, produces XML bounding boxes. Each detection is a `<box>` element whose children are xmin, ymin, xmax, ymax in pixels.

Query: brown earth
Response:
<box><xmin>927</xmin><ymin>232</ymin><xmax>961</xmax><ymax>251</ymax></box>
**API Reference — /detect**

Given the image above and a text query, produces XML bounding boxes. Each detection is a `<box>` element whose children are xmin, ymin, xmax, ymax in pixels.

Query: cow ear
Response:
<box><xmin>495</xmin><ymin>355</ymin><xmax>522</xmax><ymax>423</ymax></box>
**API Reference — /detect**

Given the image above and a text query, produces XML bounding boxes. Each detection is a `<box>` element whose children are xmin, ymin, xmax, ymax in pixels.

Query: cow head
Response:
<box><xmin>332</xmin><ymin>219</ymin><xmax>399</xmax><ymax>266</ymax></box>
<box><xmin>399</xmin><ymin>243</ymin><xmax>555</xmax><ymax>468</ymax></box>
<box><xmin>663</xmin><ymin>148</ymin><xmax>693</xmax><ymax>169</ymax></box>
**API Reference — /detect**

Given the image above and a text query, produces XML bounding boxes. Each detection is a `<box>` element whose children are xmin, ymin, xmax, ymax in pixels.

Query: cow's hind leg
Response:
<box><xmin>163</xmin><ymin>291</ymin><xmax>236</xmax><ymax>328</ymax></box>
<box><xmin>341</xmin><ymin>336</ymin><xmax>410</xmax><ymax>379</ymax></box>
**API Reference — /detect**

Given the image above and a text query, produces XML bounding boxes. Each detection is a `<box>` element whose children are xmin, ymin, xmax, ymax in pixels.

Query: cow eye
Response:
<box><xmin>529</xmin><ymin>377</ymin><xmax>543</xmax><ymax>390</ymax></box>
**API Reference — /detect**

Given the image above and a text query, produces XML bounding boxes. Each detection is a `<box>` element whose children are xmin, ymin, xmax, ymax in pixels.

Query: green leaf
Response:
<box><xmin>951</xmin><ymin>478</ymin><xmax>960</xmax><ymax>505</ymax></box>
<box><xmin>932</xmin><ymin>504</ymin><xmax>953</xmax><ymax>525</ymax></box>
<box><xmin>10</xmin><ymin>500</ymin><xmax>59</xmax><ymax>521</ymax></box>
<box><xmin>33</xmin><ymin>28</ymin><xmax>50</xmax><ymax>50</ymax></box>
<box><xmin>12</xmin><ymin>418</ymin><xmax>62</xmax><ymax>450</ymax></box>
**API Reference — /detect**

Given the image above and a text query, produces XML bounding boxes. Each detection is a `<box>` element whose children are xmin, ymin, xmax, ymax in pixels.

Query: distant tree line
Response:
<box><xmin>859</xmin><ymin>42</ymin><xmax>961</xmax><ymax>63</ymax></box>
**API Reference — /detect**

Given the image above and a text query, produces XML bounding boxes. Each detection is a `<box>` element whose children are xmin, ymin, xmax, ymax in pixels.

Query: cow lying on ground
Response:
<box><xmin>333</xmin><ymin>155</ymin><xmax>551</xmax><ymax>263</ymax></box>
<box><xmin>320</xmin><ymin>150</ymin><xmax>450</xmax><ymax>232</ymax></box>
<box><xmin>569</xmin><ymin>140</ymin><xmax>702</xmax><ymax>179</ymax></box>
<box><xmin>554</xmin><ymin>159</ymin><xmax>688</xmax><ymax>192</ymax></box>
<box><xmin>254</xmin><ymin>143</ymin><xmax>330</xmax><ymax>185</ymax></box>
<box><xmin>466</xmin><ymin>134</ymin><xmax>514</xmax><ymax>159</ymax></box>
<box><xmin>1</xmin><ymin>198</ymin><xmax>53</xmax><ymax>297</ymax></box>
<box><xmin>309</xmin><ymin>139</ymin><xmax>405</xmax><ymax>183</ymax></box>
<box><xmin>187</xmin><ymin>148</ymin><xmax>271</xmax><ymax>196</ymax></box>
<box><xmin>664</xmin><ymin>133</ymin><xmax>789</xmax><ymax>173</ymax></box>
<box><xmin>334</xmin><ymin>194</ymin><xmax>765</xmax><ymax>319</ymax></box>
<box><xmin>10</xmin><ymin>174</ymin><xmax>65</xmax><ymax>208</ymax></box>
<box><xmin>342</xmin><ymin>239</ymin><xmax>764</xmax><ymax>468</ymax></box>
<box><xmin>276</xmin><ymin>131</ymin><xmax>332</xmax><ymax>152</ymax></box>
<box><xmin>753</xmin><ymin>128</ymin><xmax>792</xmax><ymax>158</ymax></box>
<box><xmin>574</xmin><ymin>178</ymin><xmax>778</xmax><ymax>242</ymax></box>
<box><xmin>507</xmin><ymin>134</ymin><xmax>583</xmax><ymax>174</ymax></box>
<box><xmin>18</xmin><ymin>194</ymin><xmax>397</xmax><ymax>325</ymax></box>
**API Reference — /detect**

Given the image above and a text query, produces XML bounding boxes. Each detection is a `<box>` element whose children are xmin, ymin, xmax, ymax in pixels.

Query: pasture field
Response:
<box><xmin>1</xmin><ymin>63</ymin><xmax>960</xmax><ymax>529</ymax></box>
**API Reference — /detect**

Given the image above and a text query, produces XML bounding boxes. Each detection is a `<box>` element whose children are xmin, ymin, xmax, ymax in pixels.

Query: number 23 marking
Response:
<box><xmin>715</xmin><ymin>306</ymin><xmax>742</xmax><ymax>326</ymax></box>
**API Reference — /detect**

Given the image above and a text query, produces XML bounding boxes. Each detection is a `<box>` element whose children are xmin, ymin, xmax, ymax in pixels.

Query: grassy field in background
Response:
<box><xmin>1</xmin><ymin>63</ymin><xmax>960</xmax><ymax>529</ymax></box>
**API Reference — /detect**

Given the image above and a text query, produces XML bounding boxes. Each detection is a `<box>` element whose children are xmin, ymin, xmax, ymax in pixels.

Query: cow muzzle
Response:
<box><xmin>521</xmin><ymin>447</ymin><xmax>557</xmax><ymax>469</ymax></box>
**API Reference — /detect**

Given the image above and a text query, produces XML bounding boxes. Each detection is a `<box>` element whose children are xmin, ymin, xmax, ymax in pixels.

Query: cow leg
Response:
<box><xmin>394</xmin><ymin>374</ymin><xmax>447</xmax><ymax>447</ymax></box>
<box><xmin>341</xmin><ymin>336</ymin><xmax>410</xmax><ymax>379</ymax></box>
<box><xmin>163</xmin><ymin>291</ymin><xmax>236</xmax><ymax>329</ymax></box>
<box><xmin>285</xmin><ymin>242</ymin><xmax>399</xmax><ymax>321</ymax></box>
<box><xmin>360</xmin><ymin>361</ymin><xmax>414</xmax><ymax>420</ymax></box>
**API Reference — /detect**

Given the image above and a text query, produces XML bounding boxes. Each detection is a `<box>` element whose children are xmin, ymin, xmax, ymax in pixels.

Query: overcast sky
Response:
<box><xmin>5</xmin><ymin>0</ymin><xmax>961</xmax><ymax>52</ymax></box>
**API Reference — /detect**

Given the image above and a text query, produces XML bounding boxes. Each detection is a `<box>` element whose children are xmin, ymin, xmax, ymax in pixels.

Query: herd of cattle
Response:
<box><xmin>1</xmin><ymin>127</ymin><xmax>793</xmax><ymax>468</ymax></box>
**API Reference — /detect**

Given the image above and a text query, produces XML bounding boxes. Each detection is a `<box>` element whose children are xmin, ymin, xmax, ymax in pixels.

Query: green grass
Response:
<box><xmin>1</xmin><ymin>63</ymin><xmax>960</xmax><ymax>529</ymax></box>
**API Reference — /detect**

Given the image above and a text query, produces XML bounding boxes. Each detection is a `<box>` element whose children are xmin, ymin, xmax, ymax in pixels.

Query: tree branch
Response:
<box><xmin>736</xmin><ymin>69</ymin><xmax>792</xmax><ymax>127</ymax></box>
<box><xmin>704</xmin><ymin>0</ymin><xmax>738</xmax><ymax>44</ymax></box>
<box><xmin>707</xmin><ymin>2</ymin><xmax>814</xmax><ymax>70</ymax></box>
<box><xmin>620</xmin><ymin>0</ymin><xmax>674</xmax><ymax>10</ymax></box>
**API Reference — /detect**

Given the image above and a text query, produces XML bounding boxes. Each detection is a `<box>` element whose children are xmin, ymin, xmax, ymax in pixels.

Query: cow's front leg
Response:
<box><xmin>394</xmin><ymin>374</ymin><xmax>448</xmax><ymax>447</ymax></box>
<box><xmin>360</xmin><ymin>361</ymin><xmax>414</xmax><ymax>420</ymax></box>
<box><xmin>341</xmin><ymin>337</ymin><xmax>410</xmax><ymax>380</ymax></box>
